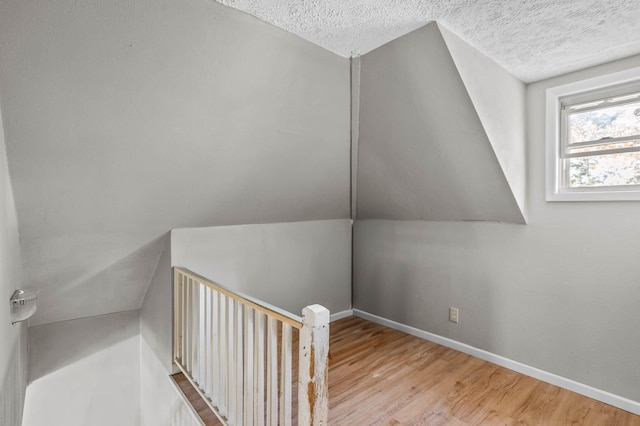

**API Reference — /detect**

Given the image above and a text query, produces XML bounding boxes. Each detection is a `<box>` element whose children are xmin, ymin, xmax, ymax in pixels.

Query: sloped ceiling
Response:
<box><xmin>356</xmin><ymin>23</ymin><xmax>526</xmax><ymax>224</ymax></box>
<box><xmin>0</xmin><ymin>0</ymin><xmax>350</xmax><ymax>325</ymax></box>
<box><xmin>216</xmin><ymin>0</ymin><xmax>640</xmax><ymax>82</ymax></box>
<box><xmin>439</xmin><ymin>26</ymin><xmax>527</xmax><ymax>216</ymax></box>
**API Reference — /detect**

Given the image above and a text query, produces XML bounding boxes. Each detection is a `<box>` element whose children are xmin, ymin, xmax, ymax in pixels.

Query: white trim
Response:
<box><xmin>546</xmin><ymin>66</ymin><xmax>640</xmax><ymax>202</ymax></box>
<box><xmin>330</xmin><ymin>309</ymin><xmax>353</xmax><ymax>322</ymax></box>
<box><xmin>552</xmin><ymin>186</ymin><xmax>640</xmax><ymax>202</ymax></box>
<box><xmin>169</xmin><ymin>375</ymin><xmax>207</xmax><ymax>426</ymax></box>
<box><xmin>353</xmin><ymin>309</ymin><xmax>640</xmax><ymax>416</ymax></box>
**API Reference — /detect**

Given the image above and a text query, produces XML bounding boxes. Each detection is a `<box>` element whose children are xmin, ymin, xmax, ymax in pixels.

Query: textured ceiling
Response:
<box><xmin>217</xmin><ymin>0</ymin><xmax>640</xmax><ymax>82</ymax></box>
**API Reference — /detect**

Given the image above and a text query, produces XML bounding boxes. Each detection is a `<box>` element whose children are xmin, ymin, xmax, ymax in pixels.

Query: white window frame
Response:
<box><xmin>546</xmin><ymin>67</ymin><xmax>640</xmax><ymax>201</ymax></box>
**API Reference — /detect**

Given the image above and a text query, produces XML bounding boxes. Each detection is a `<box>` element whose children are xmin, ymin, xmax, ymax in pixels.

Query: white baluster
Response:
<box><xmin>244</xmin><ymin>307</ymin><xmax>255</xmax><ymax>425</ymax></box>
<box><xmin>181</xmin><ymin>274</ymin><xmax>187</xmax><ymax>367</ymax></box>
<box><xmin>228</xmin><ymin>298</ymin><xmax>236</xmax><ymax>424</ymax></box>
<box><xmin>192</xmin><ymin>278</ymin><xmax>199</xmax><ymax>382</ymax></box>
<box><xmin>266</xmin><ymin>317</ymin><xmax>278</xmax><ymax>426</ymax></box>
<box><xmin>235</xmin><ymin>304</ymin><xmax>244</xmax><ymax>424</ymax></box>
<box><xmin>280</xmin><ymin>323</ymin><xmax>292</xmax><ymax>426</ymax></box>
<box><xmin>203</xmin><ymin>286</ymin><xmax>210</xmax><ymax>396</ymax></box>
<box><xmin>219</xmin><ymin>294</ymin><xmax>227</xmax><ymax>418</ymax></box>
<box><xmin>210</xmin><ymin>289</ymin><xmax>217</xmax><ymax>405</ymax></box>
<box><xmin>255</xmin><ymin>311</ymin><xmax>266</xmax><ymax>425</ymax></box>
<box><xmin>185</xmin><ymin>277</ymin><xmax>191</xmax><ymax>373</ymax></box>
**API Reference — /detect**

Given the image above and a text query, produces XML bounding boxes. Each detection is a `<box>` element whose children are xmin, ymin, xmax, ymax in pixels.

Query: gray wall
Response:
<box><xmin>0</xmin><ymin>103</ymin><xmax>27</xmax><ymax>426</ymax></box>
<box><xmin>356</xmin><ymin>23</ymin><xmax>524</xmax><ymax>224</ymax></box>
<box><xmin>172</xmin><ymin>220</ymin><xmax>353</xmax><ymax>317</ymax></box>
<box><xmin>138</xmin><ymin>232</ymin><xmax>218</xmax><ymax>426</ymax></box>
<box><xmin>140</xmin><ymin>234</ymin><xmax>173</xmax><ymax>372</ymax></box>
<box><xmin>140</xmin><ymin>335</ymin><xmax>201</xmax><ymax>426</ymax></box>
<box><xmin>353</xmin><ymin>55</ymin><xmax>640</xmax><ymax>402</ymax></box>
<box><xmin>23</xmin><ymin>311</ymin><xmax>141</xmax><ymax>426</ymax></box>
<box><xmin>0</xmin><ymin>0</ymin><xmax>350</xmax><ymax>326</ymax></box>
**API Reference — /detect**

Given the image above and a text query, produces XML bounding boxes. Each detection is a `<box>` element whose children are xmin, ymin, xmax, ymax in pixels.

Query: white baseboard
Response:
<box><xmin>330</xmin><ymin>309</ymin><xmax>353</xmax><ymax>322</ymax></box>
<box><xmin>353</xmin><ymin>309</ymin><xmax>640</xmax><ymax>416</ymax></box>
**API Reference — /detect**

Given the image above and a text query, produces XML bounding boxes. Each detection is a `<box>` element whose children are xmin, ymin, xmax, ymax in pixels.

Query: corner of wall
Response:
<box><xmin>0</xmin><ymin>100</ymin><xmax>28</xmax><ymax>426</ymax></box>
<box><xmin>140</xmin><ymin>232</ymin><xmax>173</xmax><ymax>373</ymax></box>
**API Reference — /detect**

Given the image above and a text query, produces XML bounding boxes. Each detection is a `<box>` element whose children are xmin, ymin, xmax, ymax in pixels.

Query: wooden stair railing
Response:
<box><xmin>173</xmin><ymin>267</ymin><xmax>329</xmax><ymax>426</ymax></box>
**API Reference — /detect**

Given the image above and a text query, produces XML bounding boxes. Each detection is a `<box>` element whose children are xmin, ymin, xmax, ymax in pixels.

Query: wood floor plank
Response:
<box><xmin>175</xmin><ymin>316</ymin><xmax>640</xmax><ymax>425</ymax></box>
<box><xmin>326</xmin><ymin>317</ymin><xmax>640</xmax><ymax>426</ymax></box>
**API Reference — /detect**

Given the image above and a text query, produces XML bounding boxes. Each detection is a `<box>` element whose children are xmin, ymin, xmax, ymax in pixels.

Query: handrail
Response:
<box><xmin>175</xmin><ymin>267</ymin><xmax>303</xmax><ymax>329</ymax></box>
<box><xmin>172</xmin><ymin>266</ymin><xmax>329</xmax><ymax>426</ymax></box>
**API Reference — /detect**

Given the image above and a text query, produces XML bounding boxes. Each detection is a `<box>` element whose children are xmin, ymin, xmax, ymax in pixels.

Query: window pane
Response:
<box><xmin>569</xmin><ymin>101</ymin><xmax>640</xmax><ymax>143</ymax></box>
<box><xmin>569</xmin><ymin>151</ymin><xmax>640</xmax><ymax>188</ymax></box>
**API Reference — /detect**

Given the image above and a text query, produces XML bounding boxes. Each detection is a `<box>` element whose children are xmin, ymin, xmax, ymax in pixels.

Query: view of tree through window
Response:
<box><xmin>567</xmin><ymin>102</ymin><xmax>640</xmax><ymax>188</ymax></box>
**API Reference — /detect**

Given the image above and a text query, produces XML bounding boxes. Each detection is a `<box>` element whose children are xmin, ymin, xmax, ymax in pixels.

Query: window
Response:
<box><xmin>546</xmin><ymin>67</ymin><xmax>640</xmax><ymax>201</ymax></box>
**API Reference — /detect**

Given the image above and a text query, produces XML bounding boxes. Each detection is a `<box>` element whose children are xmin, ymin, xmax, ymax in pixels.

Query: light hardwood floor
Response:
<box><xmin>174</xmin><ymin>316</ymin><xmax>640</xmax><ymax>425</ymax></box>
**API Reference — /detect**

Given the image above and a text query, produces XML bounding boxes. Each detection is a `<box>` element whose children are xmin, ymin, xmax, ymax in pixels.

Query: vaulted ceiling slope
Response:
<box><xmin>0</xmin><ymin>0</ymin><xmax>350</xmax><ymax>326</ymax></box>
<box><xmin>356</xmin><ymin>23</ymin><xmax>526</xmax><ymax>224</ymax></box>
<box><xmin>216</xmin><ymin>0</ymin><xmax>640</xmax><ymax>82</ymax></box>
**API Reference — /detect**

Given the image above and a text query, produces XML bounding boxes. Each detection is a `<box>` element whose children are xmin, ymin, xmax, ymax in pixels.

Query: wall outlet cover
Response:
<box><xmin>449</xmin><ymin>307</ymin><xmax>459</xmax><ymax>323</ymax></box>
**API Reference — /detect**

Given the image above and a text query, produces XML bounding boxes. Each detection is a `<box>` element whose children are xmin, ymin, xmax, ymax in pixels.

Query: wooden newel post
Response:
<box><xmin>298</xmin><ymin>304</ymin><xmax>330</xmax><ymax>426</ymax></box>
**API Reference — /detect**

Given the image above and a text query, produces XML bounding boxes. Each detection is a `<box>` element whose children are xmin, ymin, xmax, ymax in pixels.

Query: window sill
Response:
<box><xmin>547</xmin><ymin>187</ymin><xmax>640</xmax><ymax>202</ymax></box>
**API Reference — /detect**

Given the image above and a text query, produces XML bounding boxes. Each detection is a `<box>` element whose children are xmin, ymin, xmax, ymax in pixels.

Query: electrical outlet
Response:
<box><xmin>449</xmin><ymin>307</ymin><xmax>459</xmax><ymax>324</ymax></box>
